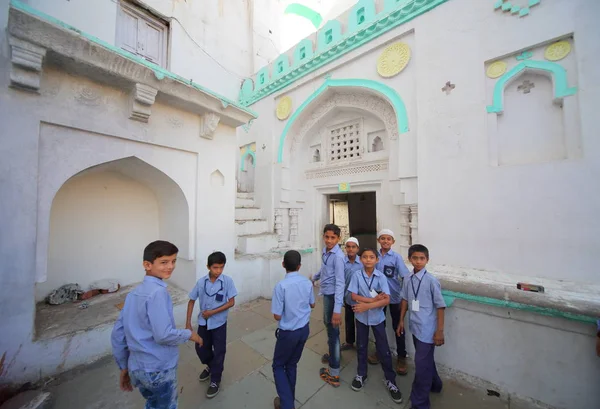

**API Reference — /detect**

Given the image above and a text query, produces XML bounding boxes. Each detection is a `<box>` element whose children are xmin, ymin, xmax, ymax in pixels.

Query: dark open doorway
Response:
<box><xmin>329</xmin><ymin>192</ymin><xmax>377</xmax><ymax>249</ymax></box>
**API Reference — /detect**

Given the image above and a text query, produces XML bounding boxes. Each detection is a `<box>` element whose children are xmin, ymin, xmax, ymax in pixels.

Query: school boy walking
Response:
<box><xmin>271</xmin><ymin>250</ymin><xmax>315</xmax><ymax>409</ymax></box>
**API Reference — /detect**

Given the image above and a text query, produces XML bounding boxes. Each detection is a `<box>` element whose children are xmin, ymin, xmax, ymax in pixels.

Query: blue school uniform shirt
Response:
<box><xmin>401</xmin><ymin>268</ymin><xmax>446</xmax><ymax>344</ymax></box>
<box><xmin>189</xmin><ymin>274</ymin><xmax>238</xmax><ymax>330</ymax></box>
<box><xmin>312</xmin><ymin>244</ymin><xmax>345</xmax><ymax>313</ymax></box>
<box><xmin>377</xmin><ymin>249</ymin><xmax>410</xmax><ymax>304</ymax></box>
<box><xmin>111</xmin><ymin>276</ymin><xmax>192</xmax><ymax>372</ymax></box>
<box><xmin>347</xmin><ymin>269</ymin><xmax>390</xmax><ymax>326</ymax></box>
<box><xmin>344</xmin><ymin>256</ymin><xmax>363</xmax><ymax>305</ymax></box>
<box><xmin>271</xmin><ymin>272</ymin><xmax>315</xmax><ymax>331</ymax></box>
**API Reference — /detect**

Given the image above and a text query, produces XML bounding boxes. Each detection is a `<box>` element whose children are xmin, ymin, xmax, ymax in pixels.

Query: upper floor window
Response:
<box><xmin>116</xmin><ymin>2</ymin><xmax>168</xmax><ymax>68</ymax></box>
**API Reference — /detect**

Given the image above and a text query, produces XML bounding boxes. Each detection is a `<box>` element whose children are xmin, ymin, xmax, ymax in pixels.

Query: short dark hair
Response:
<box><xmin>409</xmin><ymin>244</ymin><xmax>429</xmax><ymax>259</ymax></box>
<box><xmin>207</xmin><ymin>251</ymin><xmax>227</xmax><ymax>266</ymax></box>
<box><xmin>359</xmin><ymin>247</ymin><xmax>379</xmax><ymax>258</ymax></box>
<box><xmin>143</xmin><ymin>240</ymin><xmax>178</xmax><ymax>263</ymax></box>
<box><xmin>283</xmin><ymin>250</ymin><xmax>301</xmax><ymax>272</ymax></box>
<box><xmin>323</xmin><ymin>224</ymin><xmax>341</xmax><ymax>237</ymax></box>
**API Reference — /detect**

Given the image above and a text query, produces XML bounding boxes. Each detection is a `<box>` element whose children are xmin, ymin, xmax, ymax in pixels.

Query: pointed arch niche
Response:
<box><xmin>486</xmin><ymin>60</ymin><xmax>581</xmax><ymax>166</ymax></box>
<box><xmin>35</xmin><ymin>124</ymin><xmax>197</xmax><ymax>300</ymax></box>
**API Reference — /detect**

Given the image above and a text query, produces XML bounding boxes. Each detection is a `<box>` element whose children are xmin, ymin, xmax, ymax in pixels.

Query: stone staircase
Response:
<box><xmin>235</xmin><ymin>193</ymin><xmax>279</xmax><ymax>255</ymax></box>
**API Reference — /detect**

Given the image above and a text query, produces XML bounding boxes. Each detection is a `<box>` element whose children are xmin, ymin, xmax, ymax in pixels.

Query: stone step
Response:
<box><xmin>235</xmin><ymin>219</ymin><xmax>270</xmax><ymax>236</ymax></box>
<box><xmin>237</xmin><ymin>192</ymin><xmax>255</xmax><ymax>200</ymax></box>
<box><xmin>0</xmin><ymin>391</ymin><xmax>52</xmax><ymax>409</ymax></box>
<box><xmin>237</xmin><ymin>233</ymin><xmax>279</xmax><ymax>254</ymax></box>
<box><xmin>235</xmin><ymin>207</ymin><xmax>262</xmax><ymax>221</ymax></box>
<box><xmin>235</xmin><ymin>197</ymin><xmax>255</xmax><ymax>208</ymax></box>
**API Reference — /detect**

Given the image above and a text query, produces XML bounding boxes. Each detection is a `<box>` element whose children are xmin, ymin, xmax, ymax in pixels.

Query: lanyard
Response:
<box><xmin>411</xmin><ymin>271</ymin><xmax>427</xmax><ymax>299</ymax></box>
<box><xmin>204</xmin><ymin>279</ymin><xmax>223</xmax><ymax>297</ymax></box>
<box><xmin>362</xmin><ymin>272</ymin><xmax>376</xmax><ymax>291</ymax></box>
<box><xmin>322</xmin><ymin>252</ymin><xmax>333</xmax><ymax>265</ymax></box>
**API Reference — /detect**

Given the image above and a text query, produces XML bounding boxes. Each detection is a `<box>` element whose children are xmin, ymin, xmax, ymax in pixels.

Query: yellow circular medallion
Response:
<box><xmin>544</xmin><ymin>41</ymin><xmax>571</xmax><ymax>61</ymax></box>
<box><xmin>276</xmin><ymin>96</ymin><xmax>292</xmax><ymax>120</ymax></box>
<box><xmin>486</xmin><ymin>61</ymin><xmax>507</xmax><ymax>79</ymax></box>
<box><xmin>377</xmin><ymin>42</ymin><xmax>411</xmax><ymax>78</ymax></box>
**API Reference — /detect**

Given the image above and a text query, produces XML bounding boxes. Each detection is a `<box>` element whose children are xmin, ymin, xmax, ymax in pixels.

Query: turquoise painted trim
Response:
<box><xmin>9</xmin><ymin>0</ymin><xmax>258</xmax><ymax>119</ymax></box>
<box><xmin>240</xmin><ymin>78</ymin><xmax>254</xmax><ymax>101</ymax></box>
<box><xmin>273</xmin><ymin>54</ymin><xmax>291</xmax><ymax>79</ymax></box>
<box><xmin>348</xmin><ymin>0</ymin><xmax>377</xmax><ymax>32</ymax></box>
<box><xmin>278</xmin><ymin>247</ymin><xmax>315</xmax><ymax>255</ymax></box>
<box><xmin>240</xmin><ymin>149</ymin><xmax>256</xmax><ymax>171</ymax></box>
<box><xmin>442</xmin><ymin>290</ymin><xmax>596</xmax><ymax>325</ymax></box>
<box><xmin>256</xmin><ymin>67</ymin><xmax>271</xmax><ymax>90</ymax></box>
<box><xmin>293</xmin><ymin>39</ymin><xmax>315</xmax><ymax>68</ymax></box>
<box><xmin>240</xmin><ymin>0</ymin><xmax>449</xmax><ymax>106</ymax></box>
<box><xmin>385</xmin><ymin>0</ymin><xmax>412</xmax><ymax>13</ymax></box>
<box><xmin>277</xmin><ymin>77</ymin><xmax>409</xmax><ymax>163</ymax></box>
<box><xmin>317</xmin><ymin>20</ymin><xmax>343</xmax><ymax>54</ymax></box>
<box><xmin>486</xmin><ymin>60</ymin><xmax>577</xmax><ymax>114</ymax></box>
<box><xmin>284</xmin><ymin>3</ymin><xmax>323</xmax><ymax>29</ymax></box>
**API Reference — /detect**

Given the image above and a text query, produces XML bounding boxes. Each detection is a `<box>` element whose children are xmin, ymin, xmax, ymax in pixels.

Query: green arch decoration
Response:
<box><xmin>240</xmin><ymin>149</ymin><xmax>256</xmax><ymax>171</ymax></box>
<box><xmin>317</xmin><ymin>20</ymin><xmax>343</xmax><ymax>53</ymax></box>
<box><xmin>486</xmin><ymin>60</ymin><xmax>577</xmax><ymax>114</ymax></box>
<box><xmin>293</xmin><ymin>39</ymin><xmax>315</xmax><ymax>68</ymax></box>
<box><xmin>277</xmin><ymin>78</ymin><xmax>409</xmax><ymax>163</ymax></box>
<box><xmin>284</xmin><ymin>3</ymin><xmax>323</xmax><ymax>29</ymax></box>
<box><xmin>348</xmin><ymin>0</ymin><xmax>377</xmax><ymax>32</ymax></box>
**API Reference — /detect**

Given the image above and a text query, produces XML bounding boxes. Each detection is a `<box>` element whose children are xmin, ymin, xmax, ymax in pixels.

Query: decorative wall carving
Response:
<box><xmin>289</xmin><ymin>208</ymin><xmax>300</xmax><ymax>243</ymax></box>
<box><xmin>274</xmin><ymin>208</ymin><xmax>286</xmax><ymax>243</ymax></box>
<box><xmin>305</xmin><ymin>160</ymin><xmax>388</xmax><ymax>179</ymax></box>
<box><xmin>409</xmin><ymin>205</ymin><xmax>418</xmax><ymax>244</ymax></box>
<box><xmin>199</xmin><ymin>112</ymin><xmax>221</xmax><ymax>139</ymax></box>
<box><xmin>290</xmin><ymin>93</ymin><xmax>399</xmax><ymax>157</ymax></box>
<box><xmin>399</xmin><ymin>205</ymin><xmax>411</xmax><ymax>253</ymax></box>
<box><xmin>276</xmin><ymin>96</ymin><xmax>293</xmax><ymax>120</ymax></box>
<box><xmin>129</xmin><ymin>83</ymin><xmax>158</xmax><ymax>122</ymax></box>
<box><xmin>377</xmin><ymin>42</ymin><xmax>411</xmax><ymax>78</ymax></box>
<box><xmin>8</xmin><ymin>36</ymin><xmax>46</xmax><ymax>92</ymax></box>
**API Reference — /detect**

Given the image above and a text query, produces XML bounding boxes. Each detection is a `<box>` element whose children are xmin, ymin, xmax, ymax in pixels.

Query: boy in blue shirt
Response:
<box><xmin>369</xmin><ymin>229</ymin><xmax>411</xmax><ymax>375</ymax></box>
<box><xmin>398</xmin><ymin>244</ymin><xmax>446</xmax><ymax>409</ymax></box>
<box><xmin>272</xmin><ymin>250</ymin><xmax>315</xmax><ymax>409</ymax></box>
<box><xmin>310</xmin><ymin>224</ymin><xmax>345</xmax><ymax>387</ymax></box>
<box><xmin>342</xmin><ymin>237</ymin><xmax>362</xmax><ymax>351</ymax></box>
<box><xmin>111</xmin><ymin>240</ymin><xmax>203</xmax><ymax>409</ymax></box>
<box><xmin>186</xmin><ymin>251</ymin><xmax>238</xmax><ymax>399</ymax></box>
<box><xmin>348</xmin><ymin>248</ymin><xmax>403</xmax><ymax>404</ymax></box>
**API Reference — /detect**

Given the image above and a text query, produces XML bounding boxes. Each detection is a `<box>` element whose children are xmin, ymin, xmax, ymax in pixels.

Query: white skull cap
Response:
<box><xmin>345</xmin><ymin>237</ymin><xmax>359</xmax><ymax>246</ymax></box>
<box><xmin>377</xmin><ymin>229</ymin><xmax>395</xmax><ymax>239</ymax></box>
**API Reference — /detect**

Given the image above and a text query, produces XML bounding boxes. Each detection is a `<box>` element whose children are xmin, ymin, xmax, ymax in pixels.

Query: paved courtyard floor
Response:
<box><xmin>45</xmin><ymin>295</ymin><xmax>535</xmax><ymax>409</ymax></box>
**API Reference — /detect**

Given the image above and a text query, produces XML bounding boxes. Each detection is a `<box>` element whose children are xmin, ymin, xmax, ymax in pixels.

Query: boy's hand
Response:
<box><xmin>375</xmin><ymin>293</ymin><xmax>386</xmax><ymax>301</ymax></box>
<box><xmin>119</xmin><ymin>369</ymin><xmax>133</xmax><ymax>392</ymax></box>
<box><xmin>201</xmin><ymin>310</ymin><xmax>214</xmax><ymax>319</ymax></box>
<box><xmin>309</xmin><ymin>275</ymin><xmax>318</xmax><ymax>286</ymax></box>
<box><xmin>190</xmin><ymin>332</ymin><xmax>203</xmax><ymax>346</ymax></box>
<box><xmin>396</xmin><ymin>323</ymin><xmax>404</xmax><ymax>337</ymax></box>
<box><xmin>352</xmin><ymin>303</ymin><xmax>368</xmax><ymax>313</ymax></box>
<box><xmin>331</xmin><ymin>312</ymin><xmax>342</xmax><ymax>327</ymax></box>
<box><xmin>434</xmin><ymin>329</ymin><xmax>445</xmax><ymax>346</ymax></box>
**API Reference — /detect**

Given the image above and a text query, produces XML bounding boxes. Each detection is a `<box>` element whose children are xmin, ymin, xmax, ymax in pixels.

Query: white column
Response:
<box><xmin>409</xmin><ymin>204</ymin><xmax>419</xmax><ymax>245</ymax></box>
<box><xmin>399</xmin><ymin>205</ymin><xmax>411</xmax><ymax>254</ymax></box>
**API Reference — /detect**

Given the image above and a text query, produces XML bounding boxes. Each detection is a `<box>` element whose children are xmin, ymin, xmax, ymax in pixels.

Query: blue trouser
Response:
<box><xmin>410</xmin><ymin>335</ymin><xmax>443</xmax><ymax>409</ymax></box>
<box><xmin>356</xmin><ymin>320</ymin><xmax>396</xmax><ymax>384</ymax></box>
<box><xmin>383</xmin><ymin>303</ymin><xmax>407</xmax><ymax>357</ymax></box>
<box><xmin>130</xmin><ymin>367</ymin><xmax>178</xmax><ymax>409</ymax></box>
<box><xmin>322</xmin><ymin>294</ymin><xmax>341</xmax><ymax>376</ymax></box>
<box><xmin>272</xmin><ymin>324</ymin><xmax>310</xmax><ymax>409</ymax></box>
<box><xmin>195</xmin><ymin>323</ymin><xmax>227</xmax><ymax>383</ymax></box>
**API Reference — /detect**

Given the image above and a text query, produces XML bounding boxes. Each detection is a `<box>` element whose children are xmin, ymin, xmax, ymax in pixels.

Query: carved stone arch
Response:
<box><xmin>288</xmin><ymin>92</ymin><xmax>400</xmax><ymax>160</ymax></box>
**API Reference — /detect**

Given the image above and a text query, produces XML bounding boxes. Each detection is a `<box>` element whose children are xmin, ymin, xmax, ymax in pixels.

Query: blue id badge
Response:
<box><xmin>216</xmin><ymin>294</ymin><xmax>224</xmax><ymax>302</ymax></box>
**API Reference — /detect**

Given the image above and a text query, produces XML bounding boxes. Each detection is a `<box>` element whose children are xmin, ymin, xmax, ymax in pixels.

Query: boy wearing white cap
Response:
<box><xmin>342</xmin><ymin>237</ymin><xmax>362</xmax><ymax>350</ymax></box>
<box><xmin>368</xmin><ymin>229</ymin><xmax>411</xmax><ymax>375</ymax></box>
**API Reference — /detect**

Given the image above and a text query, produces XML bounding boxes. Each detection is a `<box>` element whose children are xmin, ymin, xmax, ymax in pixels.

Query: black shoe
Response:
<box><xmin>199</xmin><ymin>368</ymin><xmax>210</xmax><ymax>382</ymax></box>
<box><xmin>206</xmin><ymin>382</ymin><xmax>220</xmax><ymax>398</ymax></box>
<box><xmin>385</xmin><ymin>380</ymin><xmax>403</xmax><ymax>404</ymax></box>
<box><xmin>321</xmin><ymin>353</ymin><xmax>329</xmax><ymax>364</ymax></box>
<box><xmin>351</xmin><ymin>374</ymin><xmax>367</xmax><ymax>391</ymax></box>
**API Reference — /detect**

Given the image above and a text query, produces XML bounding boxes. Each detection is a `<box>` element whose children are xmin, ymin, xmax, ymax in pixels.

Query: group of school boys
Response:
<box><xmin>111</xmin><ymin>224</ymin><xmax>446</xmax><ymax>409</ymax></box>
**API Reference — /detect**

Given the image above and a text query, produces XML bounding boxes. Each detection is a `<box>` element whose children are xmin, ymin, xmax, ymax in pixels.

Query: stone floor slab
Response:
<box><xmin>227</xmin><ymin>309</ymin><xmax>274</xmax><ymax>342</ymax></box>
<box><xmin>259</xmin><ymin>347</ymin><xmax>327</xmax><ymax>405</ymax></box>
<box><xmin>240</xmin><ymin>323</ymin><xmax>279</xmax><ymax>359</ymax></box>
